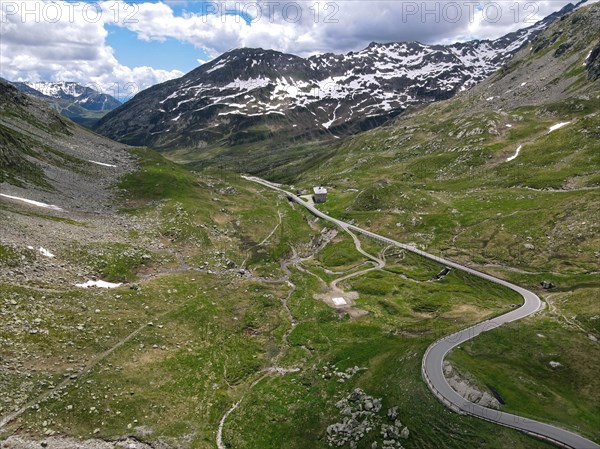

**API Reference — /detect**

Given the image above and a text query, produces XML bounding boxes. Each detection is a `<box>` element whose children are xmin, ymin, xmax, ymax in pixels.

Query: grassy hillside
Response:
<box><xmin>213</xmin><ymin>4</ymin><xmax>600</xmax><ymax>443</ymax></box>
<box><xmin>254</xmin><ymin>4</ymin><xmax>600</xmax><ymax>275</ymax></box>
<box><xmin>1</xmin><ymin>144</ymin><xmax>564</xmax><ymax>449</ymax></box>
<box><xmin>1</xmin><ymin>5</ymin><xmax>599</xmax><ymax>449</ymax></box>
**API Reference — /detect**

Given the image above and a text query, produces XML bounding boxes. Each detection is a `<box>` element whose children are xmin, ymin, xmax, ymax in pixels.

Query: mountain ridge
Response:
<box><xmin>94</xmin><ymin>2</ymin><xmax>577</xmax><ymax>151</ymax></box>
<box><xmin>5</xmin><ymin>80</ymin><xmax>121</xmax><ymax>128</ymax></box>
<box><xmin>0</xmin><ymin>79</ymin><xmax>134</xmax><ymax>210</ymax></box>
<box><xmin>12</xmin><ymin>81</ymin><xmax>121</xmax><ymax>111</ymax></box>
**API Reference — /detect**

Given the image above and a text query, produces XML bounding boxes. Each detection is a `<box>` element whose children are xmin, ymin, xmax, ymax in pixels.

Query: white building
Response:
<box><xmin>313</xmin><ymin>186</ymin><xmax>328</xmax><ymax>203</ymax></box>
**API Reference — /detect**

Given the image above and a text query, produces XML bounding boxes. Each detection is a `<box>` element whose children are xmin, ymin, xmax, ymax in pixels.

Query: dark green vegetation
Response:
<box><xmin>226</xmin><ymin>332</ymin><xmax>552</xmax><ymax>449</ymax></box>
<box><xmin>174</xmin><ymin>5</ymin><xmax>600</xmax><ymax>446</ymax></box>
<box><xmin>0</xmin><ymin>244</ymin><xmax>33</xmax><ymax>266</ymax></box>
<box><xmin>218</xmin><ymin>6</ymin><xmax>600</xmax><ymax>444</ymax></box>
<box><xmin>0</xmin><ymin>275</ymin><xmax>287</xmax><ymax>444</ymax></box>
<box><xmin>48</xmin><ymin>102</ymin><xmax>114</xmax><ymax>128</ymax></box>
<box><xmin>0</xmin><ymin>126</ymin><xmax>48</xmax><ymax>187</ymax></box>
<box><xmin>222</xmin><ymin>240</ymin><xmax>548</xmax><ymax>449</ymax></box>
<box><xmin>232</xmin><ymin>5</ymin><xmax>600</xmax><ymax>290</ymax></box>
<box><xmin>316</xmin><ymin>233</ymin><xmax>365</xmax><ymax>269</ymax></box>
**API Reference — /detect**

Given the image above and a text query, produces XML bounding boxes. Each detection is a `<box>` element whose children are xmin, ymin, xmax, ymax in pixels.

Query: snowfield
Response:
<box><xmin>39</xmin><ymin>247</ymin><xmax>55</xmax><ymax>258</ymax></box>
<box><xmin>75</xmin><ymin>280</ymin><xmax>123</xmax><ymax>289</ymax></box>
<box><xmin>0</xmin><ymin>193</ymin><xmax>64</xmax><ymax>211</ymax></box>
<box><xmin>135</xmin><ymin>25</ymin><xmax>546</xmax><ymax>133</ymax></box>
<box><xmin>89</xmin><ymin>160</ymin><xmax>117</xmax><ymax>168</ymax></box>
<box><xmin>548</xmin><ymin>122</ymin><xmax>571</xmax><ymax>133</ymax></box>
<box><xmin>506</xmin><ymin>145</ymin><xmax>523</xmax><ymax>162</ymax></box>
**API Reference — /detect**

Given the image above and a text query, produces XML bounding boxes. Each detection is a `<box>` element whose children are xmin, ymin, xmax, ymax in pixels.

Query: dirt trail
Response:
<box><xmin>246</xmin><ymin>176</ymin><xmax>600</xmax><ymax>449</ymax></box>
<box><xmin>241</xmin><ymin>207</ymin><xmax>283</xmax><ymax>269</ymax></box>
<box><xmin>215</xmin><ymin>271</ymin><xmax>305</xmax><ymax>449</ymax></box>
<box><xmin>331</xmin><ymin>229</ymin><xmax>385</xmax><ymax>290</ymax></box>
<box><xmin>214</xmin><ymin>211</ymin><xmax>379</xmax><ymax>447</ymax></box>
<box><xmin>215</xmin><ymin>213</ymin><xmax>310</xmax><ymax>448</ymax></box>
<box><xmin>259</xmin><ymin>211</ymin><xmax>283</xmax><ymax>246</ymax></box>
<box><xmin>312</xmin><ymin>228</ymin><xmax>389</xmax><ymax>317</ymax></box>
<box><xmin>216</xmin><ymin>399</ymin><xmax>242</xmax><ymax>449</ymax></box>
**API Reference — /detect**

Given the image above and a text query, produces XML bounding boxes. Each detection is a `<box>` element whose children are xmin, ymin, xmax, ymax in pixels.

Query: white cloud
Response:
<box><xmin>0</xmin><ymin>0</ymin><xmax>579</xmax><ymax>94</ymax></box>
<box><xmin>464</xmin><ymin>0</ymin><xmax>573</xmax><ymax>41</ymax></box>
<box><xmin>112</xmin><ymin>0</ymin><xmax>577</xmax><ymax>54</ymax></box>
<box><xmin>0</xmin><ymin>0</ymin><xmax>183</xmax><ymax>97</ymax></box>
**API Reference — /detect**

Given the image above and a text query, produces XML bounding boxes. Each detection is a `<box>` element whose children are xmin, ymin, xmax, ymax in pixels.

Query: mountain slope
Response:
<box><xmin>254</xmin><ymin>2</ymin><xmax>600</xmax><ymax>440</ymax></box>
<box><xmin>8</xmin><ymin>81</ymin><xmax>121</xmax><ymax>127</ymax></box>
<box><xmin>1</xmin><ymin>5</ymin><xmax>599</xmax><ymax>449</ymax></box>
<box><xmin>0</xmin><ymin>80</ymin><xmax>133</xmax><ymax>209</ymax></box>
<box><xmin>94</xmin><ymin>4</ymin><xmax>575</xmax><ymax>152</ymax></box>
<box><xmin>0</xmin><ymin>86</ymin><xmax>564</xmax><ymax>449</ymax></box>
<box><xmin>17</xmin><ymin>81</ymin><xmax>121</xmax><ymax>111</ymax></box>
<box><xmin>275</xmin><ymin>2</ymin><xmax>600</xmax><ymax>258</ymax></box>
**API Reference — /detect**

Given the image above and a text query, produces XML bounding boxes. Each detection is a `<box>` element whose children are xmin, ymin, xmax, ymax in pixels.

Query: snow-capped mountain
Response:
<box><xmin>95</xmin><ymin>3</ymin><xmax>575</xmax><ymax>149</ymax></box>
<box><xmin>12</xmin><ymin>81</ymin><xmax>121</xmax><ymax>111</ymax></box>
<box><xmin>26</xmin><ymin>81</ymin><xmax>90</xmax><ymax>100</ymax></box>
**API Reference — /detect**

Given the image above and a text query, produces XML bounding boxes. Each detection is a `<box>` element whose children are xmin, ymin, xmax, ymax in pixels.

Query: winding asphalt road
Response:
<box><xmin>244</xmin><ymin>176</ymin><xmax>600</xmax><ymax>449</ymax></box>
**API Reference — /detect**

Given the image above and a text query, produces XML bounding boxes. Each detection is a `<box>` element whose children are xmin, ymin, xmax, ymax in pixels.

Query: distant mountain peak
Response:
<box><xmin>15</xmin><ymin>81</ymin><xmax>121</xmax><ymax>111</ymax></box>
<box><xmin>7</xmin><ymin>80</ymin><xmax>122</xmax><ymax>127</ymax></box>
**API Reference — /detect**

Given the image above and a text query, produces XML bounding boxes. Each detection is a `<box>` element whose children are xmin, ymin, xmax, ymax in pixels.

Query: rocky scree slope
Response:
<box><xmin>473</xmin><ymin>3</ymin><xmax>600</xmax><ymax>112</ymax></box>
<box><xmin>0</xmin><ymin>79</ymin><xmax>154</xmax><ymax>294</ymax></box>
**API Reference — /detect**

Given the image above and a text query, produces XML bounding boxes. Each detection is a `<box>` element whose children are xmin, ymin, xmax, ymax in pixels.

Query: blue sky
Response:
<box><xmin>106</xmin><ymin>26</ymin><xmax>211</xmax><ymax>73</ymax></box>
<box><xmin>104</xmin><ymin>0</ymin><xmax>255</xmax><ymax>73</ymax></box>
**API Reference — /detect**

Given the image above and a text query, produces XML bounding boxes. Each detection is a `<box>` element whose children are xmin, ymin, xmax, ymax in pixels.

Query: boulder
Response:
<box><xmin>387</xmin><ymin>406</ymin><xmax>398</xmax><ymax>421</ymax></box>
<box><xmin>400</xmin><ymin>427</ymin><xmax>410</xmax><ymax>439</ymax></box>
<box><xmin>541</xmin><ymin>281</ymin><xmax>555</xmax><ymax>289</ymax></box>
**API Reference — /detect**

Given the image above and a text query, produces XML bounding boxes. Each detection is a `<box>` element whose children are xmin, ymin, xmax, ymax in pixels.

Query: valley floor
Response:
<box><xmin>2</xmin><ymin>150</ymin><xmax>598</xmax><ymax>449</ymax></box>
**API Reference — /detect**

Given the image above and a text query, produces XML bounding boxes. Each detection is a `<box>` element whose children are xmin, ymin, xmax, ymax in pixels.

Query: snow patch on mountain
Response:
<box><xmin>548</xmin><ymin>122</ymin><xmax>571</xmax><ymax>133</ymax></box>
<box><xmin>0</xmin><ymin>193</ymin><xmax>64</xmax><ymax>211</ymax></box>
<box><xmin>89</xmin><ymin>160</ymin><xmax>117</xmax><ymax>168</ymax></box>
<box><xmin>12</xmin><ymin>81</ymin><xmax>122</xmax><ymax>112</ymax></box>
<box><xmin>39</xmin><ymin>247</ymin><xmax>55</xmax><ymax>258</ymax></box>
<box><xmin>506</xmin><ymin>145</ymin><xmax>523</xmax><ymax>162</ymax></box>
<box><xmin>26</xmin><ymin>81</ymin><xmax>87</xmax><ymax>98</ymax></box>
<box><xmin>156</xmin><ymin>24</ymin><xmax>542</xmax><ymax>123</ymax></box>
<box><xmin>76</xmin><ymin>280</ymin><xmax>123</xmax><ymax>289</ymax></box>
